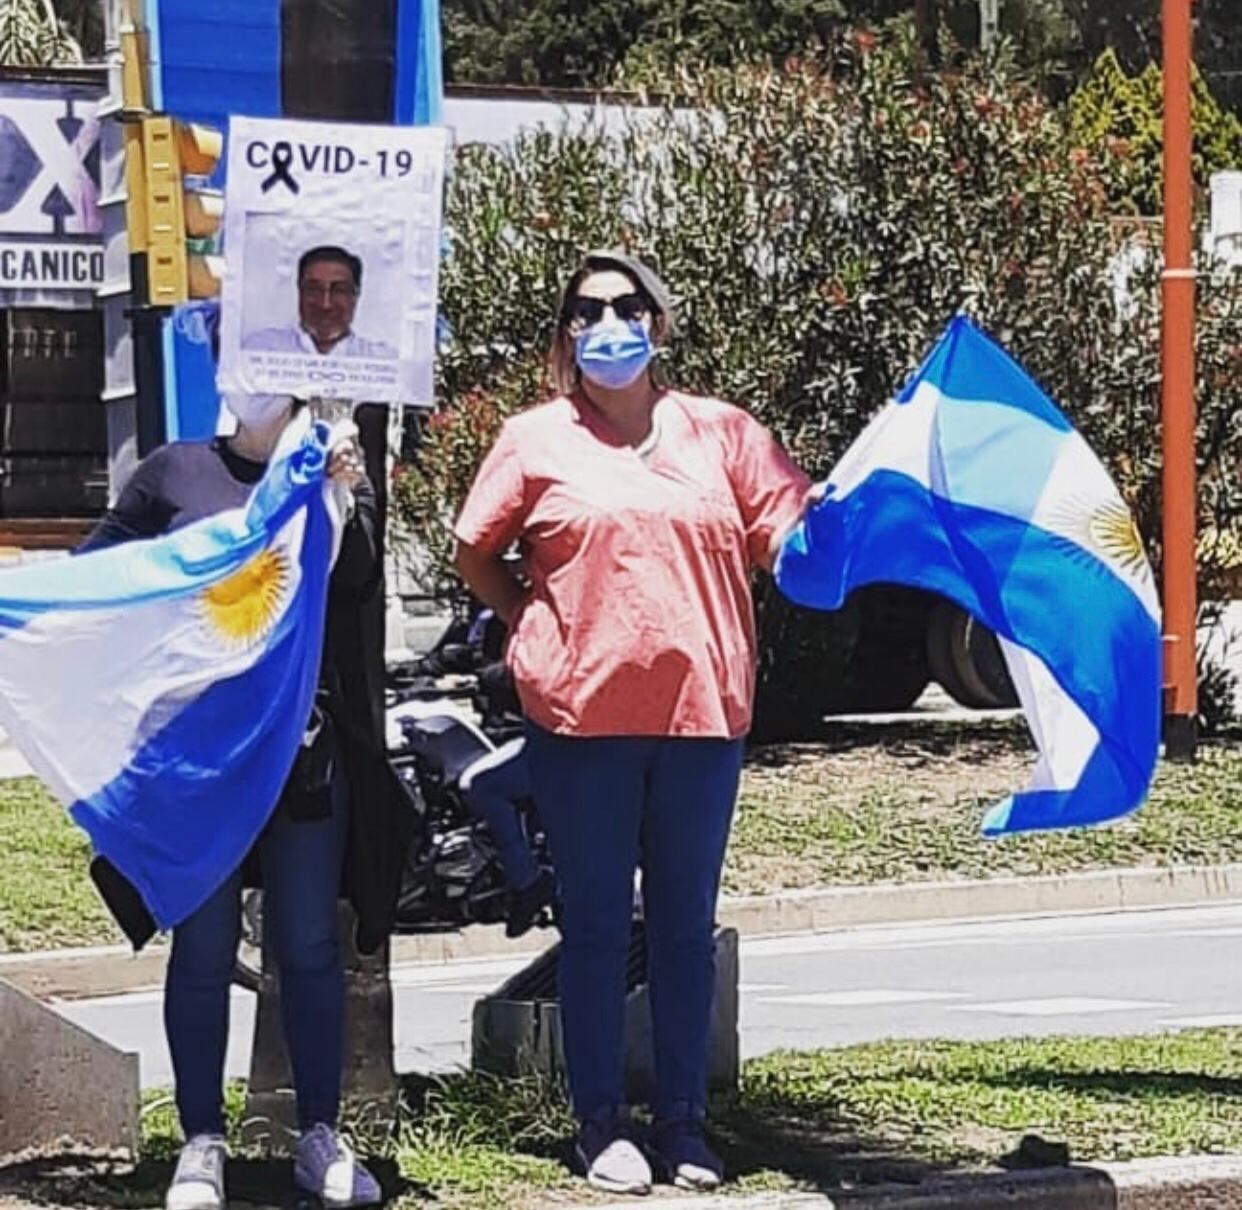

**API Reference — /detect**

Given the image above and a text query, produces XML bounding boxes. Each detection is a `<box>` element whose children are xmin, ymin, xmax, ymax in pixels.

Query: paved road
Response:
<box><xmin>53</xmin><ymin>902</ymin><xmax>1242</xmax><ymax>1089</ymax></box>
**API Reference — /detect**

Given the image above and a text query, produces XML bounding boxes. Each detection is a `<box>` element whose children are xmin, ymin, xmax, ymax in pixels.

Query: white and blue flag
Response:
<box><xmin>776</xmin><ymin>316</ymin><xmax>1161</xmax><ymax>835</ymax></box>
<box><xmin>0</xmin><ymin>418</ymin><xmax>342</xmax><ymax>928</ymax></box>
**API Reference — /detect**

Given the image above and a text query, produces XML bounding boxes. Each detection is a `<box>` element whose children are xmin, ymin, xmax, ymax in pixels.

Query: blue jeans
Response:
<box><xmin>164</xmin><ymin>778</ymin><xmax>348</xmax><ymax>1136</ymax></box>
<box><xmin>461</xmin><ymin>736</ymin><xmax>540</xmax><ymax>891</ymax></box>
<box><xmin>524</xmin><ymin>724</ymin><xmax>744</xmax><ymax>1122</ymax></box>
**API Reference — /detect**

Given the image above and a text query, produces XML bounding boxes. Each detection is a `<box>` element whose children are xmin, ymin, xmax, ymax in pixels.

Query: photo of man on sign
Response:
<box><xmin>244</xmin><ymin>245</ymin><xmax>397</xmax><ymax>361</ymax></box>
<box><xmin>217</xmin><ymin>115</ymin><xmax>447</xmax><ymax>406</ymax></box>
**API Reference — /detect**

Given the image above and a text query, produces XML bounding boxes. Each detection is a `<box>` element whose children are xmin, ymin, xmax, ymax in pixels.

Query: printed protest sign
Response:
<box><xmin>216</xmin><ymin>116</ymin><xmax>448</xmax><ymax>406</ymax></box>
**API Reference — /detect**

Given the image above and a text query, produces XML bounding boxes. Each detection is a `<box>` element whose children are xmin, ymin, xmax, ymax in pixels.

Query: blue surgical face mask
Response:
<box><xmin>575</xmin><ymin>317</ymin><xmax>654</xmax><ymax>391</ymax></box>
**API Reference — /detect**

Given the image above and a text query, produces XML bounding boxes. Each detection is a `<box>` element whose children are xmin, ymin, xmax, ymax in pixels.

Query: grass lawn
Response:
<box><xmin>727</xmin><ymin>725</ymin><xmax>1242</xmax><ymax>895</ymax></box>
<box><xmin>4</xmin><ymin>1030</ymin><xmax>1242</xmax><ymax>1208</ymax></box>
<box><xmin>3</xmin><ymin>726</ymin><xmax>1242</xmax><ymax>952</ymax></box>
<box><xmin>0</xmin><ymin>778</ymin><xmax>117</xmax><ymax>952</ymax></box>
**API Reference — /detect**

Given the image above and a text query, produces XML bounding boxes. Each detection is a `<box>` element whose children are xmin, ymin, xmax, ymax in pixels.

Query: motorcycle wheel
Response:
<box><xmin>927</xmin><ymin>601</ymin><xmax>1018</xmax><ymax>709</ymax></box>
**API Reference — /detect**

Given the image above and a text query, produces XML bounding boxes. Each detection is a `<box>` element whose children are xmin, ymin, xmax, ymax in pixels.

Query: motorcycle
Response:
<box><xmin>233</xmin><ymin>593</ymin><xmax>556</xmax><ymax>991</ymax></box>
<box><xmin>386</xmin><ymin>601</ymin><xmax>552</xmax><ymax>934</ymax></box>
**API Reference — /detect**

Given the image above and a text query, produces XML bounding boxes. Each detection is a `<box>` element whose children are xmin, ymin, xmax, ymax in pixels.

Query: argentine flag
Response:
<box><xmin>776</xmin><ymin>316</ymin><xmax>1161</xmax><ymax>835</ymax></box>
<box><xmin>0</xmin><ymin>417</ymin><xmax>342</xmax><ymax>928</ymax></box>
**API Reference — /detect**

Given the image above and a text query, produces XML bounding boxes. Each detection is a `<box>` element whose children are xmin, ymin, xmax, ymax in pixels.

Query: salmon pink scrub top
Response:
<box><xmin>454</xmin><ymin>390</ymin><xmax>812</xmax><ymax>738</ymax></box>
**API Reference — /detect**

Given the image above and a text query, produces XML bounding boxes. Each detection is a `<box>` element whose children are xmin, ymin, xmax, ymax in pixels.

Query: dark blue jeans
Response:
<box><xmin>524</xmin><ymin>724</ymin><xmax>744</xmax><ymax>1122</ymax></box>
<box><xmin>164</xmin><ymin>777</ymin><xmax>348</xmax><ymax>1136</ymax></box>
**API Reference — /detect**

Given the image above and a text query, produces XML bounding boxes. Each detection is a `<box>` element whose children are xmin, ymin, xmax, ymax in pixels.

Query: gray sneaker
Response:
<box><xmin>575</xmin><ymin>1113</ymin><xmax>652</xmax><ymax>1196</ymax></box>
<box><xmin>294</xmin><ymin>1123</ymin><xmax>382</xmax><ymax>1207</ymax></box>
<box><xmin>165</xmin><ymin>1134</ymin><xmax>227</xmax><ymax>1210</ymax></box>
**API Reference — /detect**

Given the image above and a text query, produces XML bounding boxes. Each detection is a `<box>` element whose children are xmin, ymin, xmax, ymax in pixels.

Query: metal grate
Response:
<box><xmin>489</xmin><ymin>918</ymin><xmax>650</xmax><ymax>1003</ymax></box>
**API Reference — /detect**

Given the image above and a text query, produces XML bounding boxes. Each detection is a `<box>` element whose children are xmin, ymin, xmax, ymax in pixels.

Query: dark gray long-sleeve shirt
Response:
<box><xmin>80</xmin><ymin>436</ymin><xmax>379</xmax><ymax>595</ymax></box>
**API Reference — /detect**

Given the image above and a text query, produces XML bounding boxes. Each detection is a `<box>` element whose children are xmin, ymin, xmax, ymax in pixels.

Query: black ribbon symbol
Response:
<box><xmin>260</xmin><ymin>142</ymin><xmax>300</xmax><ymax>194</ymax></box>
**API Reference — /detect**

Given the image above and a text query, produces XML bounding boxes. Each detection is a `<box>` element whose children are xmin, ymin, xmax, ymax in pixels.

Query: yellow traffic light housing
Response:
<box><xmin>141</xmin><ymin>116</ymin><xmax>187</xmax><ymax>304</ymax></box>
<box><xmin>116</xmin><ymin>0</ymin><xmax>224</xmax><ymax>307</ymax></box>
<box><xmin>141</xmin><ymin>116</ymin><xmax>225</xmax><ymax>305</ymax></box>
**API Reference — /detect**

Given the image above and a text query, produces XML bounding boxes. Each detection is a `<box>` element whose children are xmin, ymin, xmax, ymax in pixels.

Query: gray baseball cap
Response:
<box><xmin>560</xmin><ymin>249</ymin><xmax>676</xmax><ymax>333</ymax></box>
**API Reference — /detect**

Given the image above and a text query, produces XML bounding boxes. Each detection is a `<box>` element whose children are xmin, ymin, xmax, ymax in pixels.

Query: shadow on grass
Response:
<box><xmin>0</xmin><ymin>1153</ymin><xmax>416</xmax><ymax>1209</ymax></box>
<box><xmin>397</xmin><ymin>1070</ymin><xmax>576</xmax><ymax>1168</ymax></box>
<box><xmin>6</xmin><ymin>1058</ymin><xmax>1171</xmax><ymax>1207</ymax></box>
<box><xmin>710</xmin><ymin>1095</ymin><xmax>1117</xmax><ymax>1198</ymax></box>
<box><xmin>710</xmin><ymin>1093</ymin><xmax>957</xmax><ymax>1190</ymax></box>
<box><xmin>979</xmin><ymin>1066</ymin><xmax>1242</xmax><ymax>1101</ymax></box>
<box><xmin>397</xmin><ymin>1069</ymin><xmax>969</xmax><ymax>1194</ymax></box>
<box><xmin>395</xmin><ymin>1070</ymin><xmax>970</xmax><ymax>1194</ymax></box>
<box><xmin>744</xmin><ymin>718</ymin><xmax>1030</xmax><ymax>769</ymax></box>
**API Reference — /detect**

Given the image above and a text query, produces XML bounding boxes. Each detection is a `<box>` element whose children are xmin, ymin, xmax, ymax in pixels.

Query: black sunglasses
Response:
<box><xmin>564</xmin><ymin>292</ymin><xmax>651</xmax><ymax>327</ymax></box>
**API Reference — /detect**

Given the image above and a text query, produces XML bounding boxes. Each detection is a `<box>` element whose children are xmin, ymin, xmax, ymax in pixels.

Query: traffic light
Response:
<box><xmin>141</xmin><ymin>116</ymin><xmax>225</xmax><ymax>305</ymax></box>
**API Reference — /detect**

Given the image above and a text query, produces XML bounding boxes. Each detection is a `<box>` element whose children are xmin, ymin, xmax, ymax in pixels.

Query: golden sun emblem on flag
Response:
<box><xmin>1085</xmin><ymin>499</ymin><xmax>1148</xmax><ymax>575</ymax></box>
<box><xmin>200</xmin><ymin>548</ymin><xmax>291</xmax><ymax>646</ymax></box>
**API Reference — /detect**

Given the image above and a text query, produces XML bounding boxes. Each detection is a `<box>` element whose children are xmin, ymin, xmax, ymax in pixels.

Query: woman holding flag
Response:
<box><xmin>81</xmin><ymin>389</ymin><xmax>384</xmax><ymax>1210</ymax></box>
<box><xmin>454</xmin><ymin>251</ymin><xmax>813</xmax><ymax>1195</ymax></box>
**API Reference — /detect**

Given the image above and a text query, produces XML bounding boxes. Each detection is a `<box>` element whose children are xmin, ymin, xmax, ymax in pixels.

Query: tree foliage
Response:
<box><xmin>1068</xmin><ymin>49</ymin><xmax>1242</xmax><ymax>216</ymax></box>
<box><xmin>441</xmin><ymin>0</ymin><xmax>1242</xmax><ymax>115</ymax></box>
<box><xmin>442</xmin><ymin>0</ymin><xmax>648</xmax><ymax>87</ymax></box>
<box><xmin>0</xmin><ymin>0</ymin><xmax>83</xmax><ymax>66</ymax></box>
<box><xmin>53</xmin><ymin>0</ymin><xmax>102</xmax><ymax>61</ymax></box>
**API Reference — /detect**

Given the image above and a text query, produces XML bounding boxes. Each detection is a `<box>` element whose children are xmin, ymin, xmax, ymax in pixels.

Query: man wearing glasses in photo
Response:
<box><xmin>244</xmin><ymin>245</ymin><xmax>398</xmax><ymax>360</ymax></box>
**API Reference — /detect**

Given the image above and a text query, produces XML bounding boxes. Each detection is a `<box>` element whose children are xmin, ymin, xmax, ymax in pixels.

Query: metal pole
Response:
<box><xmin>1160</xmin><ymin>0</ymin><xmax>1199</xmax><ymax>760</ymax></box>
<box><xmin>130</xmin><ymin>302</ymin><xmax>167</xmax><ymax>458</ymax></box>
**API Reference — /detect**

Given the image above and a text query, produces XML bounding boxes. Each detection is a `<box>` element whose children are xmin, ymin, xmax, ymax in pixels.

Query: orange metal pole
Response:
<box><xmin>1161</xmin><ymin>0</ymin><xmax>1199</xmax><ymax>759</ymax></box>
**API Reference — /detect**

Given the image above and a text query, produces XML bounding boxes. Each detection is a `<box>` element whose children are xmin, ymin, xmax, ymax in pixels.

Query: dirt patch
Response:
<box><xmin>744</xmin><ymin>732</ymin><xmax>1033</xmax><ymax>822</ymax></box>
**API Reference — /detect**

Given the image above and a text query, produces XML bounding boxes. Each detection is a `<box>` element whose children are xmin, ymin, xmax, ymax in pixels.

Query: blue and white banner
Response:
<box><xmin>0</xmin><ymin>419</ymin><xmax>341</xmax><ymax>928</ymax></box>
<box><xmin>776</xmin><ymin>316</ymin><xmax>1162</xmax><ymax>835</ymax></box>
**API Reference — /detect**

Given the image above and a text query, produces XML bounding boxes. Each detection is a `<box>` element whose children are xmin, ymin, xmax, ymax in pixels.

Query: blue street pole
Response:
<box><xmin>148</xmin><ymin>0</ymin><xmax>444</xmax><ymax>444</ymax></box>
<box><xmin>395</xmin><ymin>0</ymin><xmax>445</xmax><ymax>126</ymax></box>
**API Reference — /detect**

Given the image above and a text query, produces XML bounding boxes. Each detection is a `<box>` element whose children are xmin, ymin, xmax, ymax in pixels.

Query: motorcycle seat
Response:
<box><xmin>395</xmin><ymin>709</ymin><xmax>495</xmax><ymax>787</ymax></box>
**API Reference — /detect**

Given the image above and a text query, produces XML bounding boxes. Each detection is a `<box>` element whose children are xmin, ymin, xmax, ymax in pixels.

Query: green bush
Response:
<box><xmin>1068</xmin><ymin>49</ymin><xmax>1242</xmax><ymax>217</ymax></box>
<box><xmin>394</xmin><ymin>26</ymin><xmax>1242</xmax><ymax>718</ymax></box>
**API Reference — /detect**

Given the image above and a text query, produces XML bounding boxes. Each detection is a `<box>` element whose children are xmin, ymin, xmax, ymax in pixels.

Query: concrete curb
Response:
<box><xmin>590</xmin><ymin>1155</ymin><xmax>1242</xmax><ymax>1208</ymax></box>
<box><xmin>718</xmin><ymin>862</ymin><xmax>1242</xmax><ymax>936</ymax></box>
<box><xmin>4</xmin><ymin>863</ymin><xmax>1242</xmax><ymax>1001</ymax></box>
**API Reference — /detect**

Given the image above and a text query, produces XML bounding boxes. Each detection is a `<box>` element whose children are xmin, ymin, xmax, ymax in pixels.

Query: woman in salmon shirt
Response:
<box><xmin>454</xmin><ymin>250</ymin><xmax>812</xmax><ymax>1196</ymax></box>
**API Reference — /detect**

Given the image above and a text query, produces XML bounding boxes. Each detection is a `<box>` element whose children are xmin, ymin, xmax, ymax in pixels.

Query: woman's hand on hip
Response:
<box><xmin>455</xmin><ymin>540</ymin><xmax>528</xmax><ymax>626</ymax></box>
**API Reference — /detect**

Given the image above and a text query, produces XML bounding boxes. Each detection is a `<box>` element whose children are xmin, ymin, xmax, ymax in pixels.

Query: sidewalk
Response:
<box><xmin>5</xmin><ymin>861</ymin><xmax>1242</xmax><ymax>1001</ymax></box>
<box><xmin>590</xmin><ymin>1157</ymin><xmax>1242</xmax><ymax>1208</ymax></box>
<box><xmin>4</xmin><ymin>1154</ymin><xmax>1242</xmax><ymax>1209</ymax></box>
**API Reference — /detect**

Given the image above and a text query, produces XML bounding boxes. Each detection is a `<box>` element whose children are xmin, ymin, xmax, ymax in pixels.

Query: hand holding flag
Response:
<box><xmin>0</xmin><ymin>417</ymin><xmax>343</xmax><ymax>930</ymax></box>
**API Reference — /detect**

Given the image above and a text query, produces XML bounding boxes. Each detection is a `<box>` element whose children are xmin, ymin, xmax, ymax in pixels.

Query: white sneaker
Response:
<box><xmin>583</xmin><ymin>1138</ymin><xmax>652</xmax><ymax>1195</ymax></box>
<box><xmin>165</xmin><ymin>1134</ymin><xmax>227</xmax><ymax>1210</ymax></box>
<box><xmin>576</xmin><ymin>1114</ymin><xmax>652</xmax><ymax>1196</ymax></box>
<box><xmin>294</xmin><ymin>1123</ymin><xmax>382</xmax><ymax>1207</ymax></box>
